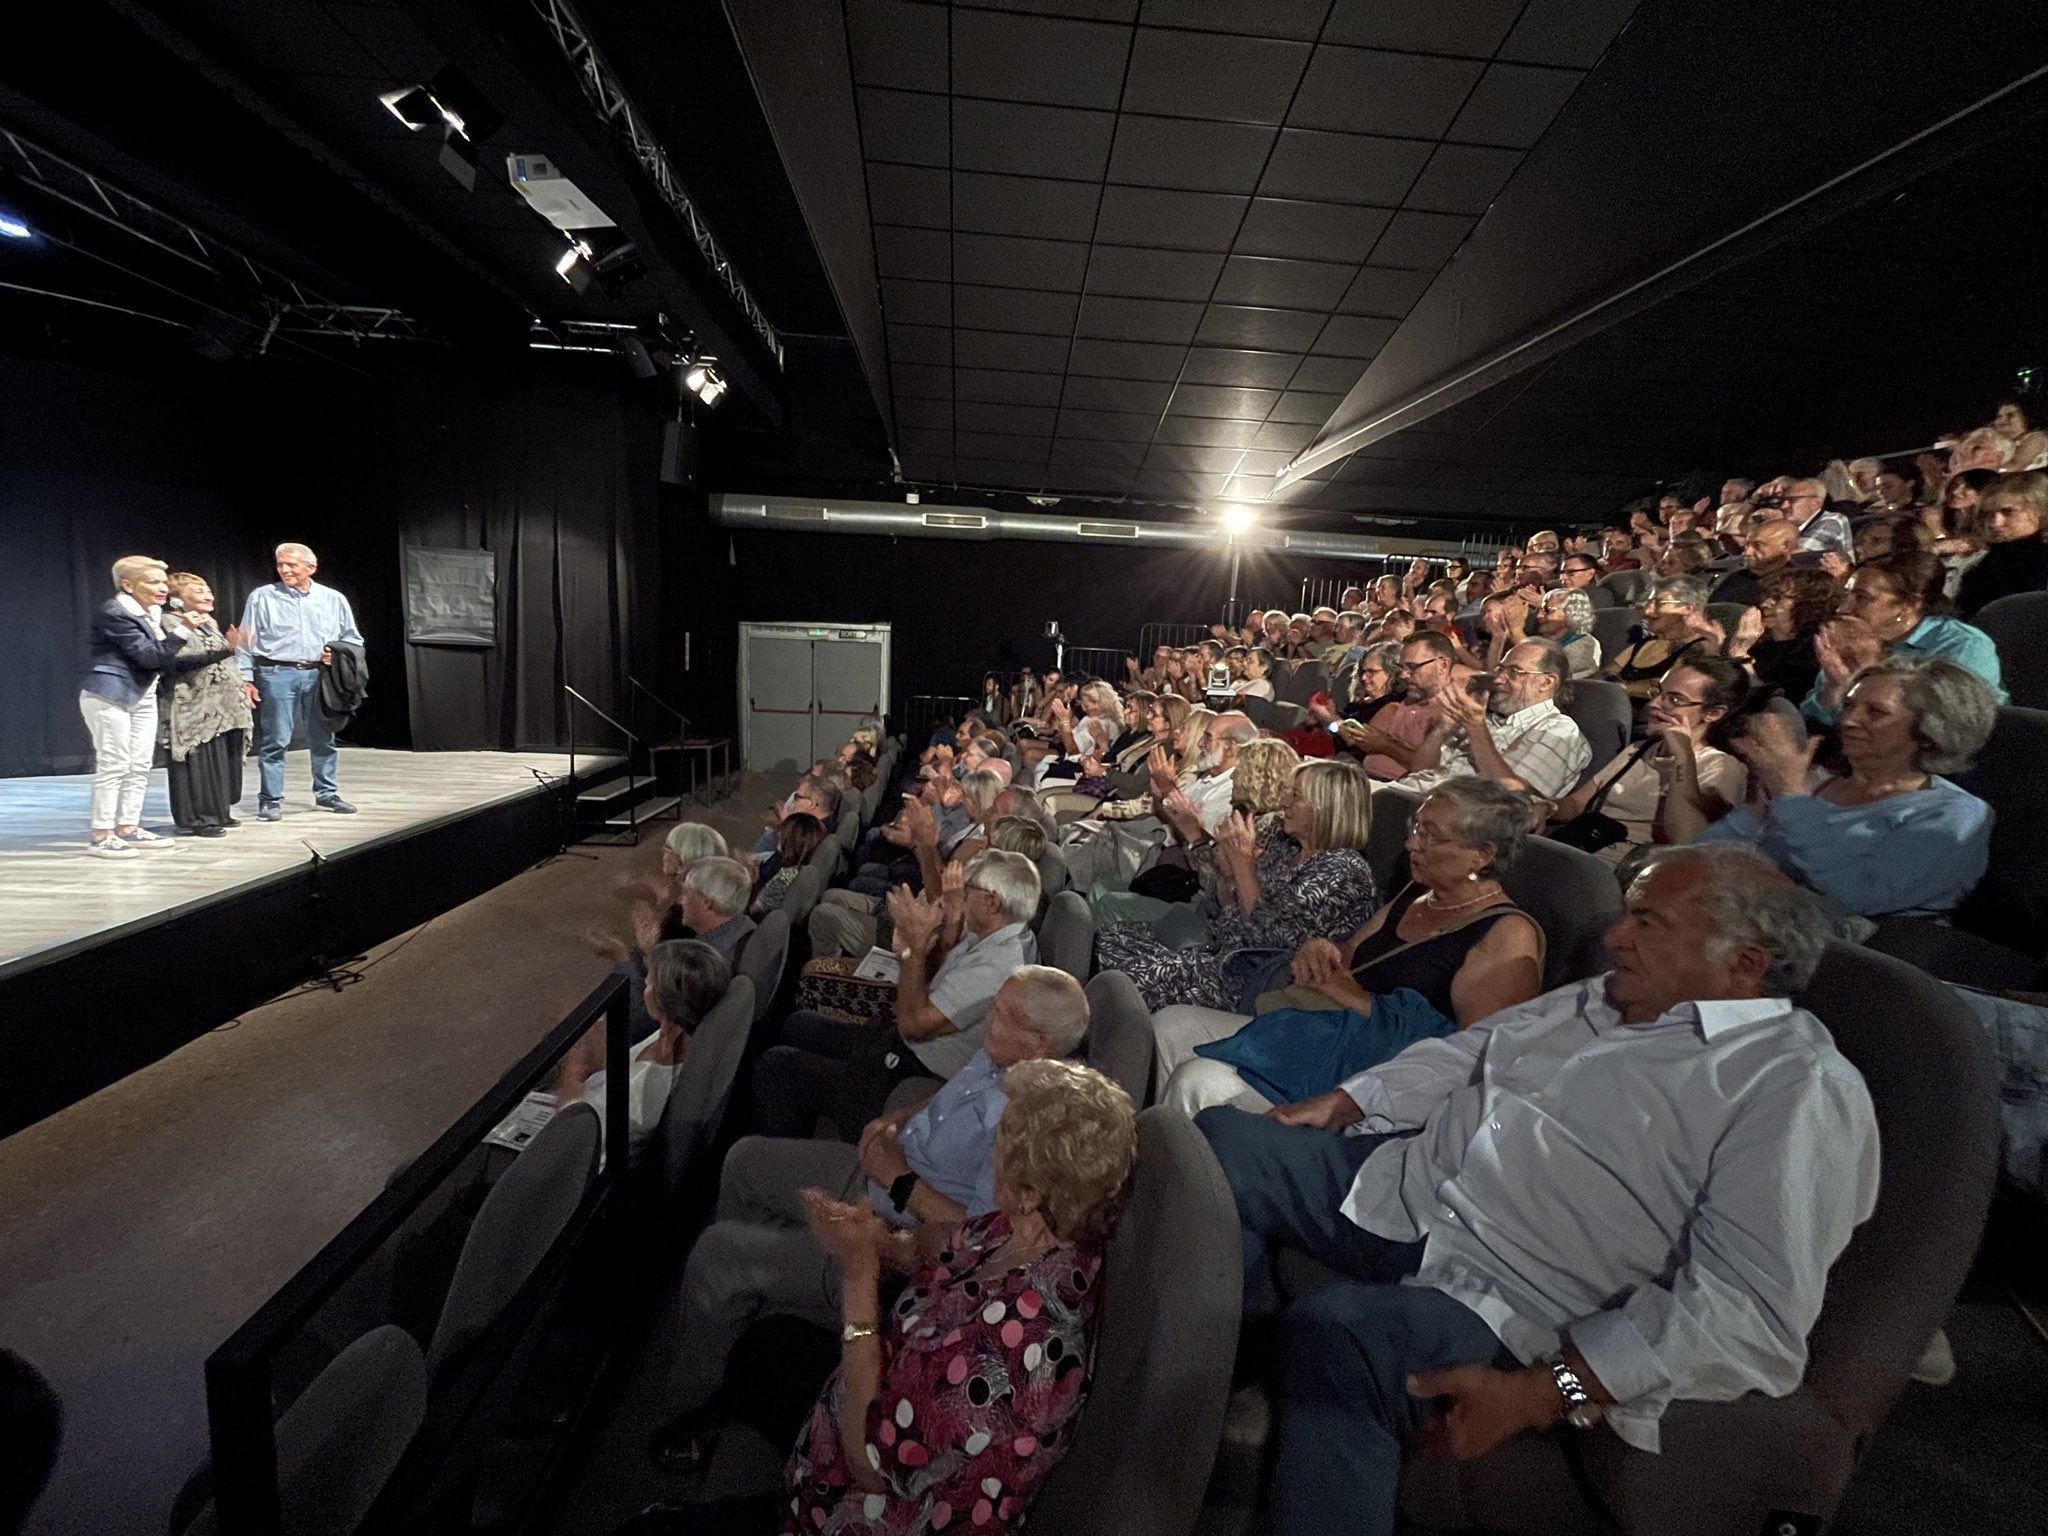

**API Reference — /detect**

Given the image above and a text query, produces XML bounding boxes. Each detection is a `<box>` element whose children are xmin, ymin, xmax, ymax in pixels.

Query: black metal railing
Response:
<box><xmin>565</xmin><ymin>683</ymin><xmax>641</xmax><ymax>837</ymax></box>
<box><xmin>202</xmin><ymin>976</ymin><xmax>631</xmax><ymax>1535</ymax></box>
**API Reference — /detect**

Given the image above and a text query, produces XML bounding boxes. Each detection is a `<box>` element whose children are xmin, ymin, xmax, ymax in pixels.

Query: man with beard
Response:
<box><xmin>1397</xmin><ymin>638</ymin><xmax>1590</xmax><ymax>799</ymax></box>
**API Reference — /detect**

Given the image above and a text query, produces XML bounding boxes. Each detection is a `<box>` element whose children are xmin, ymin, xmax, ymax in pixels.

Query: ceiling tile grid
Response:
<box><xmin>845</xmin><ymin>0</ymin><xmax>1628</xmax><ymax>512</ymax></box>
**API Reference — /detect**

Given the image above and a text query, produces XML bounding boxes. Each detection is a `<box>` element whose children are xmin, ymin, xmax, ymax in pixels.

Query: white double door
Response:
<box><xmin>741</xmin><ymin>623</ymin><xmax>890</xmax><ymax>772</ymax></box>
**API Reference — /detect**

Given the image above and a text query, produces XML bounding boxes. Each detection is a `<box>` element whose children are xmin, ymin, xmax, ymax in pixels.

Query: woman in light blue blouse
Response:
<box><xmin>1803</xmin><ymin>551</ymin><xmax>2005</xmax><ymax>728</ymax></box>
<box><xmin>1701</xmin><ymin>654</ymin><xmax>1997</xmax><ymax>918</ymax></box>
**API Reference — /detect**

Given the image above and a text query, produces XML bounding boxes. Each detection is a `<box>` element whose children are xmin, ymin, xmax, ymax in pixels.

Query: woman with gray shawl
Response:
<box><xmin>161</xmin><ymin>571</ymin><xmax>254</xmax><ymax>837</ymax></box>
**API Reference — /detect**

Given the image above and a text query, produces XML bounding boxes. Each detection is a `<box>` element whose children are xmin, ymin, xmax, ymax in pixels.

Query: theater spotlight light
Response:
<box><xmin>1221</xmin><ymin>504</ymin><xmax>1253</xmax><ymax>534</ymax></box>
<box><xmin>378</xmin><ymin>85</ymin><xmax>438</xmax><ymax>131</ymax></box>
<box><xmin>0</xmin><ymin>211</ymin><xmax>30</xmax><ymax>240</ymax></box>
<box><xmin>556</xmin><ymin>245</ymin><xmax>592</xmax><ymax>293</ymax></box>
<box><xmin>681</xmin><ymin>356</ymin><xmax>727</xmax><ymax>407</ymax></box>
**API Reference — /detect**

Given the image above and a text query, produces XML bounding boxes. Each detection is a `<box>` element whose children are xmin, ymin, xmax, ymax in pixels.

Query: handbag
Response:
<box><xmin>1547</xmin><ymin>738</ymin><xmax>1658</xmax><ymax>854</ymax></box>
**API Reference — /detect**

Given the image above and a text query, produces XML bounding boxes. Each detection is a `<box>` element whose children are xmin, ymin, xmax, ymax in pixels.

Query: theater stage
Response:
<box><xmin>0</xmin><ymin>748</ymin><xmax>623</xmax><ymax>1137</ymax></box>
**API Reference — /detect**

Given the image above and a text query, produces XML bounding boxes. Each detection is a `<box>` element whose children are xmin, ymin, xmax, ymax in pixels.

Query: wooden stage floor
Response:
<box><xmin>0</xmin><ymin>748</ymin><xmax>609</xmax><ymax>978</ymax></box>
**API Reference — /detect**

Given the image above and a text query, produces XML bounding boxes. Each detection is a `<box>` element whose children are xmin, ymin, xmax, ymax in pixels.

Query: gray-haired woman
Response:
<box><xmin>1537</xmin><ymin>587</ymin><xmax>1603</xmax><ymax>679</ymax></box>
<box><xmin>1152</xmin><ymin>777</ymin><xmax>1545</xmax><ymax>1118</ymax></box>
<box><xmin>554</xmin><ymin>938</ymin><xmax>732</xmax><ymax>1154</ymax></box>
<box><xmin>161</xmin><ymin>572</ymin><xmax>256</xmax><ymax>838</ymax></box>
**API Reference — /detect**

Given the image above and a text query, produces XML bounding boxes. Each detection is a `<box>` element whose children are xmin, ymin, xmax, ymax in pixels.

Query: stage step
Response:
<box><xmin>599</xmin><ymin>793</ymin><xmax>682</xmax><ymax>830</ymax></box>
<box><xmin>575</xmin><ymin>774</ymin><xmax>650</xmax><ymax>816</ymax></box>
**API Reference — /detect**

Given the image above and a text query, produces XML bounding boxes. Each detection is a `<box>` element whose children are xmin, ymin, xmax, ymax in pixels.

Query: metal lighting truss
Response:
<box><xmin>527</xmin><ymin>316</ymin><xmax>640</xmax><ymax>354</ymax></box>
<box><xmin>528</xmin><ymin>0</ymin><xmax>783</xmax><ymax>369</ymax></box>
<box><xmin>0</xmin><ymin>126</ymin><xmax>429</xmax><ymax>348</ymax></box>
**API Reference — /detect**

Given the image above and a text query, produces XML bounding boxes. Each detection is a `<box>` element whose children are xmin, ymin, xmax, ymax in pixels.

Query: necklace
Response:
<box><xmin>1420</xmin><ymin>881</ymin><xmax>1502</xmax><ymax>916</ymax></box>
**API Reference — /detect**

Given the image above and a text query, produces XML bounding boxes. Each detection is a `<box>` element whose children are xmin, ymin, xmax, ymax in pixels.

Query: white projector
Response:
<box><xmin>505</xmin><ymin>153</ymin><xmax>615</xmax><ymax>231</ymax></box>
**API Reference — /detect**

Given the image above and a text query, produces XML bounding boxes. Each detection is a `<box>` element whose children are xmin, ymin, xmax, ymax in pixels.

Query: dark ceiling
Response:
<box><xmin>838</xmin><ymin>0</ymin><xmax>1637</xmax><ymax>511</ymax></box>
<box><xmin>4</xmin><ymin>0</ymin><xmax>2047</xmax><ymax>540</ymax></box>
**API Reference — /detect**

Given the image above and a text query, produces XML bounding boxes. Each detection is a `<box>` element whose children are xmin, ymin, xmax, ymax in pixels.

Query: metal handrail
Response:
<box><xmin>627</xmin><ymin>674</ymin><xmax>690</xmax><ymax>741</ymax></box>
<box><xmin>565</xmin><ymin>684</ymin><xmax>640</xmax><ymax>839</ymax></box>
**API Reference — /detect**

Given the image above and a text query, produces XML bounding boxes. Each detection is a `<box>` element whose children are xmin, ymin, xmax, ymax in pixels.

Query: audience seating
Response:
<box><xmin>1026</xmin><ymin>1107</ymin><xmax>1241</xmax><ymax>1536</ymax></box>
<box><xmin>1038</xmin><ymin>890</ymin><xmax>1096</xmax><ymax>983</ymax></box>
<box><xmin>1081</xmin><ymin>970</ymin><xmax>1155</xmax><ymax>1107</ymax></box>
<box><xmin>183</xmin><ymin>1325</ymin><xmax>427</xmax><ymax>1536</ymax></box>
<box><xmin>1275</xmin><ymin>661</ymin><xmax>1329</xmax><ymax>707</ymax></box>
<box><xmin>1498</xmin><ymin>836</ymin><xmax>1624</xmax><ymax>990</ymax></box>
<box><xmin>1870</xmin><ymin>704</ymin><xmax>2048</xmax><ymax>984</ymax></box>
<box><xmin>0</xmin><ymin>1349</ymin><xmax>60</xmax><ymax>1534</ymax></box>
<box><xmin>1364</xmin><ymin>784</ymin><xmax>1421</xmax><ymax>894</ymax></box>
<box><xmin>1973</xmin><ymin>592</ymin><xmax>2048</xmax><ymax>710</ymax></box>
<box><xmin>1590</xmin><ymin>604</ymin><xmax>1643</xmax><ymax>662</ymax></box>
<box><xmin>1397</xmin><ymin>941</ymin><xmax>2001</xmax><ymax>1536</ymax></box>
<box><xmin>424</xmin><ymin>1103</ymin><xmax>600</xmax><ymax>1382</ymax></box>
<box><xmin>1599</xmin><ymin>569</ymin><xmax>1652</xmax><ymax>604</ymax></box>
<box><xmin>1560</xmin><ymin>678</ymin><xmax>1633</xmax><ymax>782</ymax></box>
<box><xmin>735</xmin><ymin>910</ymin><xmax>789</xmax><ymax>1025</ymax></box>
<box><xmin>776</xmin><ymin>860</ymin><xmax>829</xmax><ymax>927</ymax></box>
<box><xmin>1036</xmin><ymin>842</ymin><xmax>1072</xmax><ymax>896</ymax></box>
<box><xmin>653</xmin><ymin>976</ymin><xmax>756</xmax><ymax>1196</ymax></box>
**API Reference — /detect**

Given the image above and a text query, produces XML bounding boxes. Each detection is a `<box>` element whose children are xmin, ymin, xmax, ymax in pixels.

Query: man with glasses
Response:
<box><xmin>1398</xmin><ymin>638</ymin><xmax>1591</xmax><ymax>799</ymax></box>
<box><xmin>1342</xmin><ymin>633</ymin><xmax>1452</xmax><ymax>779</ymax></box>
<box><xmin>1710</xmin><ymin>517</ymin><xmax>1800</xmax><ymax>608</ymax></box>
<box><xmin>1780</xmin><ymin>478</ymin><xmax>1854</xmax><ymax>558</ymax></box>
<box><xmin>1556</xmin><ymin>553</ymin><xmax>1612</xmax><ymax>609</ymax></box>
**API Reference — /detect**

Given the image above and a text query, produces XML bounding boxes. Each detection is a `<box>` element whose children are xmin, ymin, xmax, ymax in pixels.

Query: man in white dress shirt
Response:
<box><xmin>1197</xmin><ymin>845</ymin><xmax>1876</xmax><ymax>1536</ymax></box>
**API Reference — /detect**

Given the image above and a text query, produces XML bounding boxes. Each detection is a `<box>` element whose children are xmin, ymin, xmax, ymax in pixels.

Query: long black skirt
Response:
<box><xmin>167</xmin><ymin>728</ymin><xmax>246</xmax><ymax>830</ymax></box>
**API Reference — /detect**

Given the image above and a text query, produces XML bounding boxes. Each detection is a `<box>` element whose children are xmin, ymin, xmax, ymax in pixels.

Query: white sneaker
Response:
<box><xmin>87</xmin><ymin>837</ymin><xmax>141</xmax><ymax>859</ymax></box>
<box><xmin>121</xmin><ymin>827</ymin><xmax>169</xmax><ymax>843</ymax></box>
<box><xmin>1911</xmin><ymin>1327</ymin><xmax>1957</xmax><ymax>1386</ymax></box>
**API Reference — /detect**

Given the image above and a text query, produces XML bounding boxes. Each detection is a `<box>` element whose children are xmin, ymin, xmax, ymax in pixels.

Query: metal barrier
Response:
<box><xmin>202</xmin><ymin>976</ymin><xmax>632</xmax><ymax>1535</ymax></box>
<box><xmin>1059</xmin><ymin>646</ymin><xmax>1130</xmax><ymax>682</ymax></box>
<box><xmin>1137</xmin><ymin>621</ymin><xmax>1217</xmax><ymax>658</ymax></box>
<box><xmin>904</xmin><ymin>694</ymin><xmax>978</xmax><ymax>747</ymax></box>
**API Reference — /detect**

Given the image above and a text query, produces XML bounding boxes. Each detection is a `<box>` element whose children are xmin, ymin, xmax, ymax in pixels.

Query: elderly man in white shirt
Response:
<box><xmin>1398</xmin><ymin>638</ymin><xmax>1591</xmax><ymax>800</ymax></box>
<box><xmin>1197</xmin><ymin>845</ymin><xmax>1877</xmax><ymax>1536</ymax></box>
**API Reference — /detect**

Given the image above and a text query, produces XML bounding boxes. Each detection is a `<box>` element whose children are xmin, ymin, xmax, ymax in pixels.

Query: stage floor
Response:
<box><xmin>0</xmin><ymin>748</ymin><xmax>613</xmax><ymax>976</ymax></box>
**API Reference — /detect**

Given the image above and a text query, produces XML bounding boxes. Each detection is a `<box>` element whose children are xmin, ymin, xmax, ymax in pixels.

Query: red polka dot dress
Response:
<box><xmin>782</xmin><ymin>1212</ymin><xmax>1102</xmax><ymax>1534</ymax></box>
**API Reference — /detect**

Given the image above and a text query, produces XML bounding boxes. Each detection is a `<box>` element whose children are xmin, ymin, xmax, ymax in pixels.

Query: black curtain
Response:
<box><xmin>0</xmin><ymin>360</ymin><xmax>273</xmax><ymax>777</ymax></box>
<box><xmin>1</xmin><ymin>353</ymin><xmax>664</xmax><ymax>777</ymax></box>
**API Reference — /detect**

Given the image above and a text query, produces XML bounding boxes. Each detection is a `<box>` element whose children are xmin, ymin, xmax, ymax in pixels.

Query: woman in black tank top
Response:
<box><xmin>1164</xmin><ymin>780</ymin><xmax>1547</xmax><ymax>1116</ymax></box>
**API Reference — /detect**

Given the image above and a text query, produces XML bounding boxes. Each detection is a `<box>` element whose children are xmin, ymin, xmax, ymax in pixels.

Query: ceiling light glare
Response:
<box><xmin>1221</xmin><ymin>505</ymin><xmax>1253</xmax><ymax>534</ymax></box>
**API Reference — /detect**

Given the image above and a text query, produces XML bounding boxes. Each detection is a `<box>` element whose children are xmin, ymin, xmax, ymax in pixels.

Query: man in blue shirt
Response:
<box><xmin>235</xmin><ymin>542</ymin><xmax>364</xmax><ymax>819</ymax></box>
<box><xmin>646</xmin><ymin>966</ymin><xmax>1091</xmax><ymax>1472</ymax></box>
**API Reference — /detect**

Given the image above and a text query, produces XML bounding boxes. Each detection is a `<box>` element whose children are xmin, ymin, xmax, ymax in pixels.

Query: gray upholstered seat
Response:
<box><xmin>1559</xmin><ymin>678</ymin><xmax>1633</xmax><ymax>783</ymax></box>
<box><xmin>1028</xmin><ymin>1107</ymin><xmax>1241</xmax><ymax>1536</ymax></box>
<box><xmin>654</xmin><ymin>976</ymin><xmax>755</xmax><ymax>1193</ymax></box>
<box><xmin>425</xmin><ymin>1102</ymin><xmax>600</xmax><ymax>1379</ymax></box>
<box><xmin>1081</xmin><ymin>969</ymin><xmax>1154</xmax><ymax>1107</ymax></box>
<box><xmin>1037</xmin><ymin>890</ymin><xmax>1096</xmax><ymax>983</ymax></box>
<box><xmin>1498</xmin><ymin>835</ymin><xmax>1624</xmax><ymax>990</ymax></box>
<box><xmin>1590</xmin><ymin>604</ymin><xmax>1643</xmax><ymax>662</ymax></box>
<box><xmin>1364</xmin><ymin>783</ymin><xmax>1421</xmax><ymax>894</ymax></box>
<box><xmin>1972</xmin><ymin>592</ymin><xmax>2048</xmax><ymax>709</ymax></box>
<box><xmin>184</xmin><ymin>1325</ymin><xmax>427</xmax><ymax>1536</ymax></box>
<box><xmin>736</xmin><ymin>910</ymin><xmax>789</xmax><ymax>1024</ymax></box>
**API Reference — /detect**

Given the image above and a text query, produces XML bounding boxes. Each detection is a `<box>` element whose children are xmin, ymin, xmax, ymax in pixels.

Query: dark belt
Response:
<box><xmin>255</xmin><ymin>656</ymin><xmax>322</xmax><ymax>669</ymax></box>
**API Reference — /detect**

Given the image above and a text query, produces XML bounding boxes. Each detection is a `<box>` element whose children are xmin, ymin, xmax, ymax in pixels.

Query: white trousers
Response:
<box><xmin>79</xmin><ymin>689</ymin><xmax>158</xmax><ymax>831</ymax></box>
<box><xmin>1150</xmin><ymin>1004</ymin><xmax>1273</xmax><ymax>1117</ymax></box>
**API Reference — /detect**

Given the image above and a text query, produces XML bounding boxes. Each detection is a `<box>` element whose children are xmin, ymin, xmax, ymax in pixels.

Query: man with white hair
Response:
<box><xmin>1778</xmin><ymin>477</ymin><xmax>1854</xmax><ymax>557</ymax></box>
<box><xmin>236</xmin><ymin>542</ymin><xmax>365</xmax><ymax>819</ymax></box>
<box><xmin>649</xmin><ymin>966</ymin><xmax>1090</xmax><ymax>1474</ymax></box>
<box><xmin>678</xmin><ymin>856</ymin><xmax>758</xmax><ymax>967</ymax></box>
<box><xmin>754</xmin><ymin>849</ymin><xmax>1042</xmax><ymax>1137</ymax></box>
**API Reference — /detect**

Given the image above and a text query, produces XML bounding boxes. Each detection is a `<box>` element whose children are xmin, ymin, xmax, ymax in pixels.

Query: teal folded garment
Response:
<box><xmin>1194</xmin><ymin>986</ymin><xmax>1456</xmax><ymax>1105</ymax></box>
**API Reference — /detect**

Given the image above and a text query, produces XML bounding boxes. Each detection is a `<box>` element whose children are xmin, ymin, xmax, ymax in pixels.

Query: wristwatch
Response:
<box><xmin>1546</xmin><ymin>1356</ymin><xmax>1601</xmax><ymax>1429</ymax></box>
<box><xmin>888</xmin><ymin>1171</ymin><xmax>920</xmax><ymax>1213</ymax></box>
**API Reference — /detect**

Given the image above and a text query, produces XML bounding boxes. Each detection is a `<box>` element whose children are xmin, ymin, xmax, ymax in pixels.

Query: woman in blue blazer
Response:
<box><xmin>78</xmin><ymin>556</ymin><xmax>245</xmax><ymax>857</ymax></box>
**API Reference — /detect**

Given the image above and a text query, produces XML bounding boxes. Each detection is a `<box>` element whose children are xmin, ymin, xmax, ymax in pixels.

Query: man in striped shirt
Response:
<box><xmin>1397</xmin><ymin>638</ymin><xmax>1591</xmax><ymax>801</ymax></box>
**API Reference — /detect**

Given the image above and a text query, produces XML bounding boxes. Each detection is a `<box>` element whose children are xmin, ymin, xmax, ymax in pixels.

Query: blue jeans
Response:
<box><xmin>254</xmin><ymin>665</ymin><xmax>338</xmax><ymax>806</ymax></box>
<box><xmin>1196</xmin><ymin>1107</ymin><xmax>1505</xmax><ymax>1536</ymax></box>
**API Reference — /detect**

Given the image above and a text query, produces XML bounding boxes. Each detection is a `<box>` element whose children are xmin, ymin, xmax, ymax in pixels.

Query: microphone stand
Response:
<box><xmin>530</xmin><ymin>766</ymin><xmax>597</xmax><ymax>863</ymax></box>
<box><xmin>301</xmin><ymin>839</ymin><xmax>365</xmax><ymax>990</ymax></box>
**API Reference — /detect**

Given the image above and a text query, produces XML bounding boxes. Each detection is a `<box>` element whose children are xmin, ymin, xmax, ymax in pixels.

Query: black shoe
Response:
<box><xmin>647</xmin><ymin>1406</ymin><xmax>723</xmax><ymax>1477</ymax></box>
<box><xmin>316</xmin><ymin>796</ymin><xmax>358</xmax><ymax>814</ymax></box>
<box><xmin>223</xmin><ymin>817</ymin><xmax>242</xmax><ymax>828</ymax></box>
<box><xmin>189</xmin><ymin>826</ymin><xmax>228</xmax><ymax>838</ymax></box>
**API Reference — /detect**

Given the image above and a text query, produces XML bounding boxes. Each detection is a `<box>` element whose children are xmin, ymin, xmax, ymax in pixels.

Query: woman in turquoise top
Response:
<box><xmin>1698</xmin><ymin>654</ymin><xmax>1997</xmax><ymax>918</ymax></box>
<box><xmin>1803</xmin><ymin>550</ymin><xmax>2005</xmax><ymax>727</ymax></box>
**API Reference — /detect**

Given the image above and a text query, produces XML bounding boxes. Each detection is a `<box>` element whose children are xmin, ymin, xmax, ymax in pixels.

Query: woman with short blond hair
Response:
<box><xmin>78</xmin><ymin>557</ymin><xmax>245</xmax><ymax>856</ymax></box>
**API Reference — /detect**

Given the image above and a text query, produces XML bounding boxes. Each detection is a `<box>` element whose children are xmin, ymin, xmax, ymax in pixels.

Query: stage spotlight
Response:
<box><xmin>680</xmin><ymin>356</ymin><xmax>727</xmax><ymax>407</ymax></box>
<box><xmin>0</xmin><ymin>212</ymin><xmax>30</xmax><ymax>240</ymax></box>
<box><xmin>555</xmin><ymin>231</ymin><xmax>644</xmax><ymax>294</ymax></box>
<box><xmin>379</xmin><ymin>86</ymin><xmax>438</xmax><ymax>131</ymax></box>
<box><xmin>1221</xmin><ymin>504</ymin><xmax>1253</xmax><ymax>534</ymax></box>
<box><xmin>556</xmin><ymin>246</ymin><xmax>592</xmax><ymax>293</ymax></box>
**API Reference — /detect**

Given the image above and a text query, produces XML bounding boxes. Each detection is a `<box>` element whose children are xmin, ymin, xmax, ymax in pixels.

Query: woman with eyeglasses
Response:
<box><xmin>1541</xmin><ymin>657</ymin><xmax>1751</xmax><ymax>869</ymax></box>
<box><xmin>1151</xmin><ymin>777</ymin><xmax>1544</xmax><ymax>1118</ymax></box>
<box><xmin>1598</xmin><ymin>576</ymin><xmax>1714</xmax><ymax>707</ymax></box>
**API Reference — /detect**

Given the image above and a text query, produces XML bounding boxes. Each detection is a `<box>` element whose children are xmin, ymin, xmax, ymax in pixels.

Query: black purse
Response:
<box><xmin>1547</xmin><ymin>738</ymin><xmax>1658</xmax><ymax>854</ymax></box>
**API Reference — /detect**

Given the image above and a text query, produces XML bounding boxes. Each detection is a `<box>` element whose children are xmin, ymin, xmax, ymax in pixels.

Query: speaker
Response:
<box><xmin>659</xmin><ymin>418</ymin><xmax>699</xmax><ymax>488</ymax></box>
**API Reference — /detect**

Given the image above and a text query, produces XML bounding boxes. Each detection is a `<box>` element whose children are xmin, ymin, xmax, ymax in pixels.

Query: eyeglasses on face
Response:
<box><xmin>1397</xmin><ymin>657</ymin><xmax>1446</xmax><ymax>674</ymax></box>
<box><xmin>1652</xmin><ymin>690</ymin><xmax>1707</xmax><ymax>709</ymax></box>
